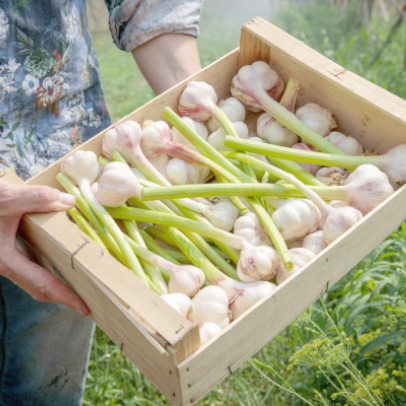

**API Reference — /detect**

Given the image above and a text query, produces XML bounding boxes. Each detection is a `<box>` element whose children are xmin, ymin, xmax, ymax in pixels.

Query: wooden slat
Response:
<box><xmin>239</xmin><ymin>17</ymin><xmax>406</xmax><ymax>153</ymax></box>
<box><xmin>176</xmin><ymin>185</ymin><xmax>406</xmax><ymax>405</ymax></box>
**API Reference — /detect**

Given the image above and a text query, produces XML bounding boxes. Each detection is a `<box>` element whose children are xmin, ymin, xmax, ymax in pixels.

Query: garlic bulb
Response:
<box><xmin>198</xmin><ymin>322</ymin><xmax>223</xmax><ymax>345</ymax></box>
<box><xmin>257</xmin><ymin>111</ymin><xmax>299</xmax><ymax>147</ymax></box>
<box><xmin>166</xmin><ymin>263</ymin><xmax>205</xmax><ymax>297</ymax></box>
<box><xmin>198</xmin><ymin>200</ymin><xmax>239</xmax><ymax>232</ymax></box>
<box><xmin>61</xmin><ymin>150</ymin><xmax>100</xmax><ymax>186</ymax></box>
<box><xmin>276</xmin><ymin>247</ymin><xmax>316</xmax><ymax>285</ymax></box>
<box><xmin>230</xmin><ymin>61</ymin><xmax>285</xmax><ymax>113</ymax></box>
<box><xmin>190</xmin><ymin>286</ymin><xmax>231</xmax><ymax>329</ymax></box>
<box><xmin>302</xmin><ymin>230</ymin><xmax>327</xmax><ymax>255</ymax></box>
<box><xmin>207</xmin><ymin>121</ymin><xmax>249</xmax><ymax>150</ymax></box>
<box><xmin>340</xmin><ymin>164</ymin><xmax>394</xmax><ymax>214</ymax></box>
<box><xmin>161</xmin><ymin>293</ymin><xmax>192</xmax><ymax>318</ymax></box>
<box><xmin>326</xmin><ymin>131</ymin><xmax>363</xmax><ymax>155</ymax></box>
<box><xmin>216</xmin><ymin>277</ymin><xmax>277</xmax><ymax>319</ymax></box>
<box><xmin>316</xmin><ymin>166</ymin><xmax>349</xmax><ymax>186</ymax></box>
<box><xmin>96</xmin><ymin>162</ymin><xmax>142</xmax><ymax>207</ymax></box>
<box><xmin>295</xmin><ymin>103</ymin><xmax>337</xmax><ymax>137</ymax></box>
<box><xmin>178</xmin><ymin>81</ymin><xmax>218</xmax><ymax>121</ymax></box>
<box><xmin>171</xmin><ymin>116</ymin><xmax>208</xmax><ymax>149</ymax></box>
<box><xmin>323</xmin><ymin>206</ymin><xmax>363</xmax><ymax>244</ymax></box>
<box><xmin>272</xmin><ymin>199</ymin><xmax>321</xmax><ymax>241</ymax></box>
<box><xmin>291</xmin><ymin>143</ymin><xmax>322</xmax><ymax>175</ymax></box>
<box><xmin>207</xmin><ymin>97</ymin><xmax>246</xmax><ymax>132</ymax></box>
<box><xmin>237</xmin><ymin>244</ymin><xmax>281</xmax><ymax>282</ymax></box>
<box><xmin>233</xmin><ymin>212</ymin><xmax>273</xmax><ymax>247</ymax></box>
<box><xmin>164</xmin><ymin>158</ymin><xmax>211</xmax><ymax>185</ymax></box>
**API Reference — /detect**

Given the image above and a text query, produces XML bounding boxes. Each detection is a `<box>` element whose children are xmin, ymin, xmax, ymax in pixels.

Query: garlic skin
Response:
<box><xmin>178</xmin><ymin>81</ymin><xmax>218</xmax><ymax>121</ymax></box>
<box><xmin>230</xmin><ymin>61</ymin><xmax>285</xmax><ymax>113</ymax></box>
<box><xmin>237</xmin><ymin>245</ymin><xmax>281</xmax><ymax>282</ymax></box>
<box><xmin>161</xmin><ymin>293</ymin><xmax>192</xmax><ymax>318</ymax></box>
<box><xmin>217</xmin><ymin>277</ymin><xmax>277</xmax><ymax>319</ymax></box>
<box><xmin>102</xmin><ymin>120</ymin><xmax>142</xmax><ymax>162</ymax></box>
<box><xmin>295</xmin><ymin>103</ymin><xmax>337</xmax><ymax>137</ymax></box>
<box><xmin>164</xmin><ymin>158</ymin><xmax>211</xmax><ymax>185</ymax></box>
<box><xmin>276</xmin><ymin>247</ymin><xmax>316</xmax><ymax>285</ymax></box>
<box><xmin>323</xmin><ymin>206</ymin><xmax>363</xmax><ymax>244</ymax></box>
<box><xmin>326</xmin><ymin>131</ymin><xmax>363</xmax><ymax>155</ymax></box>
<box><xmin>207</xmin><ymin>121</ymin><xmax>249</xmax><ymax>150</ymax></box>
<box><xmin>257</xmin><ymin>112</ymin><xmax>299</xmax><ymax>147</ymax></box>
<box><xmin>233</xmin><ymin>212</ymin><xmax>273</xmax><ymax>247</ymax></box>
<box><xmin>316</xmin><ymin>166</ymin><xmax>349</xmax><ymax>186</ymax></box>
<box><xmin>198</xmin><ymin>322</ymin><xmax>223</xmax><ymax>345</ymax></box>
<box><xmin>291</xmin><ymin>143</ymin><xmax>322</xmax><ymax>175</ymax></box>
<box><xmin>201</xmin><ymin>200</ymin><xmax>239</xmax><ymax>232</ymax></box>
<box><xmin>96</xmin><ymin>162</ymin><xmax>142</xmax><ymax>207</ymax></box>
<box><xmin>171</xmin><ymin>116</ymin><xmax>208</xmax><ymax>149</ymax></box>
<box><xmin>302</xmin><ymin>230</ymin><xmax>327</xmax><ymax>255</ymax></box>
<box><xmin>342</xmin><ymin>164</ymin><xmax>394</xmax><ymax>214</ymax></box>
<box><xmin>207</xmin><ymin>97</ymin><xmax>246</xmax><ymax>132</ymax></box>
<box><xmin>190</xmin><ymin>286</ymin><xmax>231</xmax><ymax>329</ymax></box>
<box><xmin>61</xmin><ymin>150</ymin><xmax>100</xmax><ymax>186</ymax></box>
<box><xmin>272</xmin><ymin>199</ymin><xmax>321</xmax><ymax>241</ymax></box>
<box><xmin>168</xmin><ymin>264</ymin><xmax>205</xmax><ymax>298</ymax></box>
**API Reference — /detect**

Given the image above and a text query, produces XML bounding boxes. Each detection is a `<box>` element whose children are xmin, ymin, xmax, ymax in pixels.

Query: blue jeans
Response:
<box><xmin>0</xmin><ymin>276</ymin><xmax>95</xmax><ymax>406</ymax></box>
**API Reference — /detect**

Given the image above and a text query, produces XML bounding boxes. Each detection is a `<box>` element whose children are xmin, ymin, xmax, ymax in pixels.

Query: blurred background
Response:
<box><xmin>84</xmin><ymin>1</ymin><xmax>406</xmax><ymax>405</ymax></box>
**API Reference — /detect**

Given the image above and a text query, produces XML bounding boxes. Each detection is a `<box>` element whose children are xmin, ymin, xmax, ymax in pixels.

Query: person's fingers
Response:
<box><xmin>0</xmin><ymin>180</ymin><xmax>75</xmax><ymax>217</ymax></box>
<box><xmin>3</xmin><ymin>249</ymin><xmax>90</xmax><ymax>316</ymax></box>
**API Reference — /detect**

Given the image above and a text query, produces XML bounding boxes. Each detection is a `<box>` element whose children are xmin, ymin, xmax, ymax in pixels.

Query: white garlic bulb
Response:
<box><xmin>207</xmin><ymin>97</ymin><xmax>246</xmax><ymax>132</ymax></box>
<box><xmin>161</xmin><ymin>293</ymin><xmax>192</xmax><ymax>318</ymax></box>
<box><xmin>171</xmin><ymin>116</ymin><xmax>208</xmax><ymax>150</ymax></box>
<box><xmin>326</xmin><ymin>131</ymin><xmax>363</xmax><ymax>155</ymax></box>
<box><xmin>295</xmin><ymin>103</ymin><xmax>337</xmax><ymax>137</ymax></box>
<box><xmin>190</xmin><ymin>286</ymin><xmax>231</xmax><ymax>329</ymax></box>
<box><xmin>164</xmin><ymin>158</ymin><xmax>211</xmax><ymax>185</ymax></box>
<box><xmin>198</xmin><ymin>322</ymin><xmax>223</xmax><ymax>345</ymax></box>
<box><xmin>233</xmin><ymin>212</ymin><xmax>273</xmax><ymax>247</ymax></box>
<box><xmin>207</xmin><ymin>121</ymin><xmax>249</xmax><ymax>150</ymax></box>
<box><xmin>272</xmin><ymin>199</ymin><xmax>321</xmax><ymax>241</ymax></box>
<box><xmin>302</xmin><ymin>230</ymin><xmax>327</xmax><ymax>255</ymax></box>
<box><xmin>276</xmin><ymin>247</ymin><xmax>316</xmax><ymax>285</ymax></box>
<box><xmin>257</xmin><ymin>111</ymin><xmax>299</xmax><ymax>147</ymax></box>
<box><xmin>316</xmin><ymin>166</ymin><xmax>349</xmax><ymax>186</ymax></box>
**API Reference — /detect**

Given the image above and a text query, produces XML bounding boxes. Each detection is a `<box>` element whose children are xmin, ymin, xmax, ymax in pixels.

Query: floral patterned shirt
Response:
<box><xmin>0</xmin><ymin>0</ymin><xmax>201</xmax><ymax>180</ymax></box>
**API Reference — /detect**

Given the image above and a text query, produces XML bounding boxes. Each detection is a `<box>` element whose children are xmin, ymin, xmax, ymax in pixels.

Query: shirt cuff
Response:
<box><xmin>107</xmin><ymin>0</ymin><xmax>202</xmax><ymax>52</ymax></box>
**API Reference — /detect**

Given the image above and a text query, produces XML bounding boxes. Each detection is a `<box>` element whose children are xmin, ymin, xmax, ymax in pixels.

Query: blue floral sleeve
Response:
<box><xmin>104</xmin><ymin>0</ymin><xmax>202</xmax><ymax>52</ymax></box>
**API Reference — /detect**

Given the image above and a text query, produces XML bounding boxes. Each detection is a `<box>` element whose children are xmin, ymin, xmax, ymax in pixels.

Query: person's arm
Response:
<box><xmin>132</xmin><ymin>33</ymin><xmax>201</xmax><ymax>95</ymax></box>
<box><xmin>0</xmin><ymin>179</ymin><xmax>89</xmax><ymax>316</ymax></box>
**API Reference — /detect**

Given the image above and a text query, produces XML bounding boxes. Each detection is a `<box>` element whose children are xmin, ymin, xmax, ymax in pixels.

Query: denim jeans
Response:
<box><xmin>0</xmin><ymin>276</ymin><xmax>95</xmax><ymax>406</ymax></box>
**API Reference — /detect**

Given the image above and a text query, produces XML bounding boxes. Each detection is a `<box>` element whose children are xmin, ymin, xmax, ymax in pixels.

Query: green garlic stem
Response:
<box><xmin>162</xmin><ymin>107</ymin><xmax>293</xmax><ymax>270</ymax></box>
<box><xmin>79</xmin><ymin>180</ymin><xmax>150</xmax><ymax>285</ymax></box>
<box><xmin>256</xmin><ymin>89</ymin><xmax>345</xmax><ymax>155</ymax></box>
<box><xmin>107</xmin><ymin>206</ymin><xmax>245</xmax><ymax>250</ymax></box>
<box><xmin>68</xmin><ymin>207</ymin><xmax>107</xmax><ymax>250</ymax></box>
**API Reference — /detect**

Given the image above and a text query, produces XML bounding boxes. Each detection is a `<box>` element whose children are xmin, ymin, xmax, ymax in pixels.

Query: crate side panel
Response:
<box><xmin>26</xmin><ymin>50</ymin><xmax>240</xmax><ymax>191</ymax></box>
<box><xmin>176</xmin><ymin>187</ymin><xmax>406</xmax><ymax>405</ymax></box>
<box><xmin>239</xmin><ymin>17</ymin><xmax>406</xmax><ymax>152</ymax></box>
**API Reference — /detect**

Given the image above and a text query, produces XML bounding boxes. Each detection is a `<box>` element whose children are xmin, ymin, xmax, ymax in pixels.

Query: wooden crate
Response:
<box><xmin>3</xmin><ymin>17</ymin><xmax>406</xmax><ymax>405</ymax></box>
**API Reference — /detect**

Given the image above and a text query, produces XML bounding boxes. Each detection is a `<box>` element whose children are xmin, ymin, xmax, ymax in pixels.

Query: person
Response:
<box><xmin>0</xmin><ymin>1</ymin><xmax>202</xmax><ymax>404</ymax></box>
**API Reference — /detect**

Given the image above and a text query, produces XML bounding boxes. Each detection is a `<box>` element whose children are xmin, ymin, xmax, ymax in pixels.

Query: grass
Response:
<box><xmin>85</xmin><ymin>1</ymin><xmax>406</xmax><ymax>405</ymax></box>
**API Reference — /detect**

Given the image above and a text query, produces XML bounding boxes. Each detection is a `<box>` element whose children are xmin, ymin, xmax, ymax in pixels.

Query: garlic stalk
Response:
<box><xmin>190</xmin><ymin>286</ymin><xmax>231</xmax><ymax>328</ymax></box>
<box><xmin>295</xmin><ymin>103</ymin><xmax>337</xmax><ymax>137</ymax></box>
<box><xmin>171</xmin><ymin>116</ymin><xmax>208</xmax><ymax>149</ymax></box>
<box><xmin>256</xmin><ymin>78</ymin><xmax>300</xmax><ymax>147</ymax></box>
<box><xmin>226</xmin><ymin>137</ymin><xmax>406</xmax><ymax>186</ymax></box>
<box><xmin>230</xmin><ymin>62</ymin><xmax>344</xmax><ymax>154</ymax></box>
<box><xmin>60</xmin><ymin>150</ymin><xmax>150</xmax><ymax>284</ymax></box>
<box><xmin>292</xmin><ymin>143</ymin><xmax>322</xmax><ymax>175</ymax></box>
<box><xmin>162</xmin><ymin>106</ymin><xmax>293</xmax><ymax>270</ymax></box>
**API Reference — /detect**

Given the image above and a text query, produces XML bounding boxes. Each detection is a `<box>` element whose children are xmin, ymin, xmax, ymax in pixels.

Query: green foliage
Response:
<box><xmin>85</xmin><ymin>1</ymin><xmax>406</xmax><ymax>405</ymax></box>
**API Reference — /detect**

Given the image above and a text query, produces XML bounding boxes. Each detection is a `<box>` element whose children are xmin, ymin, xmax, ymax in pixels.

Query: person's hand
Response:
<box><xmin>0</xmin><ymin>179</ymin><xmax>90</xmax><ymax>316</ymax></box>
